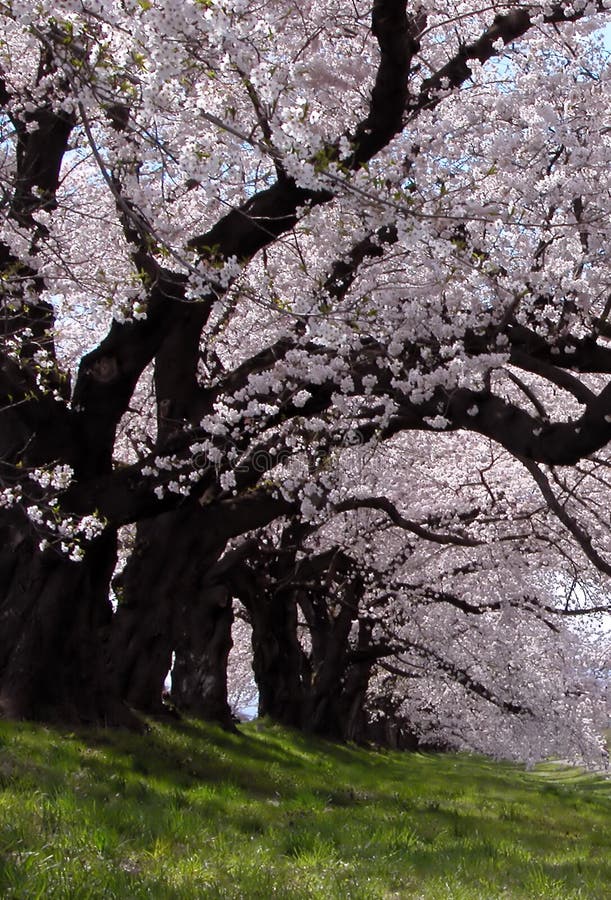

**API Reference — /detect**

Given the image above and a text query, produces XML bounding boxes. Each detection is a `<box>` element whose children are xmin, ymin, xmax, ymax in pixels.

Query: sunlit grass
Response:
<box><xmin>0</xmin><ymin>718</ymin><xmax>609</xmax><ymax>898</ymax></box>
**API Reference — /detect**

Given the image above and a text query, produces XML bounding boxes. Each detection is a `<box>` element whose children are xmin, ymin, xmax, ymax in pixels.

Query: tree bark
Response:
<box><xmin>278</xmin><ymin>550</ymin><xmax>369</xmax><ymax>741</ymax></box>
<box><xmin>0</xmin><ymin>511</ymin><xmax>130</xmax><ymax>725</ymax></box>
<box><xmin>339</xmin><ymin>658</ymin><xmax>373</xmax><ymax>744</ymax></box>
<box><xmin>170</xmin><ymin>583</ymin><xmax>234</xmax><ymax>726</ymax></box>
<box><xmin>299</xmin><ymin>583</ymin><xmax>366</xmax><ymax>740</ymax></box>
<box><xmin>109</xmin><ymin>507</ymin><xmax>225</xmax><ymax>715</ymax></box>
<box><xmin>250</xmin><ymin>587</ymin><xmax>306</xmax><ymax>727</ymax></box>
<box><xmin>109</xmin><ymin>494</ymin><xmax>293</xmax><ymax>724</ymax></box>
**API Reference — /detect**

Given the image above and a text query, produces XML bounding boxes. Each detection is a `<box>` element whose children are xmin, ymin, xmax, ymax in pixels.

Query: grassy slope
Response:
<box><xmin>0</xmin><ymin>719</ymin><xmax>609</xmax><ymax>899</ymax></box>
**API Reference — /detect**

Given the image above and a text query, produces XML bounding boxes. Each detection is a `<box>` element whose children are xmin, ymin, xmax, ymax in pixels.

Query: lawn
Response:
<box><xmin>0</xmin><ymin>718</ymin><xmax>609</xmax><ymax>898</ymax></box>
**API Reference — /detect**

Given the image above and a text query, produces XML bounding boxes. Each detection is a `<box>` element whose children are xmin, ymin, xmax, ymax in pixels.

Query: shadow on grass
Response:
<box><xmin>1</xmin><ymin>718</ymin><xmax>610</xmax><ymax>899</ymax></box>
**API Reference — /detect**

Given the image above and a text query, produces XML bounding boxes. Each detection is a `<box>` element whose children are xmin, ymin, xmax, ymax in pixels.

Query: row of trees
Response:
<box><xmin>0</xmin><ymin>0</ymin><xmax>609</xmax><ymax>763</ymax></box>
<box><xmin>220</xmin><ymin>436</ymin><xmax>609</xmax><ymax>762</ymax></box>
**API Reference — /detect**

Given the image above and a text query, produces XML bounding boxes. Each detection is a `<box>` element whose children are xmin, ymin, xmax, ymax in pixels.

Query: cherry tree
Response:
<box><xmin>0</xmin><ymin>0</ymin><xmax>610</xmax><ymax>755</ymax></box>
<box><xmin>218</xmin><ymin>431</ymin><xmax>609</xmax><ymax>759</ymax></box>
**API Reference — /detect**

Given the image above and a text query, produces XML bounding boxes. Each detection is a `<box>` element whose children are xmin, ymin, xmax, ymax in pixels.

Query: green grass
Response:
<box><xmin>0</xmin><ymin>718</ymin><xmax>609</xmax><ymax>898</ymax></box>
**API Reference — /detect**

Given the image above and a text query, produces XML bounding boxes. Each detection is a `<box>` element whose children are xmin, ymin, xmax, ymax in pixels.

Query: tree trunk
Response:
<box><xmin>298</xmin><ymin>579</ymin><xmax>361</xmax><ymax>740</ymax></box>
<box><xmin>170</xmin><ymin>584</ymin><xmax>234</xmax><ymax>726</ymax></box>
<box><xmin>109</xmin><ymin>507</ymin><xmax>225</xmax><ymax>716</ymax></box>
<box><xmin>242</xmin><ymin>585</ymin><xmax>306</xmax><ymax>727</ymax></box>
<box><xmin>109</xmin><ymin>518</ymin><xmax>178</xmax><ymax>715</ymax></box>
<box><xmin>335</xmin><ymin>658</ymin><xmax>373</xmax><ymax>743</ymax></box>
<box><xmin>0</xmin><ymin>511</ymin><xmax>130</xmax><ymax>725</ymax></box>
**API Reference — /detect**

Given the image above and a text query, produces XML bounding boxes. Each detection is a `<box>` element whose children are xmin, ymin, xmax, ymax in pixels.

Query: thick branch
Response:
<box><xmin>188</xmin><ymin>0</ymin><xmax>421</xmax><ymax>258</ymax></box>
<box><xmin>335</xmin><ymin>496</ymin><xmax>482</xmax><ymax>546</ymax></box>
<box><xmin>398</xmin><ymin>646</ymin><xmax>530</xmax><ymax>716</ymax></box>
<box><xmin>350</xmin><ymin>0</ymin><xmax>424</xmax><ymax>164</ymax></box>
<box><xmin>409</xmin><ymin>3</ymin><xmax>610</xmax><ymax>118</ymax></box>
<box><xmin>519</xmin><ymin>458</ymin><xmax>611</xmax><ymax>577</ymax></box>
<box><xmin>438</xmin><ymin>384</ymin><xmax>611</xmax><ymax>465</ymax></box>
<box><xmin>71</xmin><ymin>270</ymin><xmax>188</xmax><ymax>476</ymax></box>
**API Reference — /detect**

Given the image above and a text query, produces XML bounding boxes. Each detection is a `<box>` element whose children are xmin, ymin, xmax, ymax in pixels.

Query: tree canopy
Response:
<box><xmin>0</xmin><ymin>0</ymin><xmax>609</xmax><ymax>763</ymax></box>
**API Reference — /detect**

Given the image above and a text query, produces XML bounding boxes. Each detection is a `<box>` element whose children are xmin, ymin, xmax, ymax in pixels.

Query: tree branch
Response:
<box><xmin>335</xmin><ymin>496</ymin><xmax>483</xmax><ymax>546</ymax></box>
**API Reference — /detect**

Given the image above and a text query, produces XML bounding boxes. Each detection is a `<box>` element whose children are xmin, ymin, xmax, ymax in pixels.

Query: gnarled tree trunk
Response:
<box><xmin>109</xmin><ymin>506</ymin><xmax>226</xmax><ymax>717</ymax></box>
<box><xmin>170</xmin><ymin>583</ymin><xmax>234</xmax><ymax>726</ymax></box>
<box><xmin>0</xmin><ymin>511</ymin><xmax>128</xmax><ymax>725</ymax></box>
<box><xmin>245</xmin><ymin>583</ymin><xmax>306</xmax><ymax>727</ymax></box>
<box><xmin>299</xmin><ymin>586</ymin><xmax>356</xmax><ymax>738</ymax></box>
